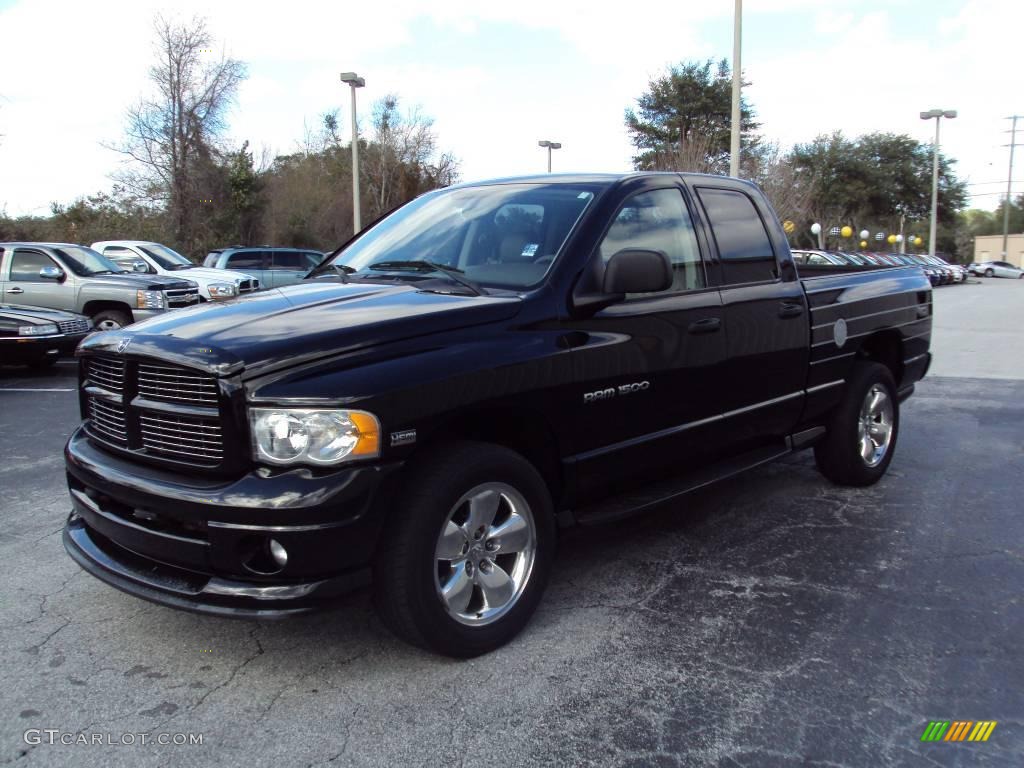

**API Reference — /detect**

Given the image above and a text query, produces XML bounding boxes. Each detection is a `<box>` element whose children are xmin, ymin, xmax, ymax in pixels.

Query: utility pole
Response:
<box><xmin>1002</xmin><ymin>115</ymin><xmax>1021</xmax><ymax>258</ymax></box>
<box><xmin>729</xmin><ymin>0</ymin><xmax>742</xmax><ymax>178</ymax></box>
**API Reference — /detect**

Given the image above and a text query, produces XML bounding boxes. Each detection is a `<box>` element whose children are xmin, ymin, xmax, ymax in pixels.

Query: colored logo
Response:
<box><xmin>921</xmin><ymin>721</ymin><xmax>997</xmax><ymax>742</ymax></box>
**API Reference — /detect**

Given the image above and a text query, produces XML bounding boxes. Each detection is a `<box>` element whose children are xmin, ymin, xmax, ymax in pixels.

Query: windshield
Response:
<box><xmin>139</xmin><ymin>243</ymin><xmax>193</xmax><ymax>270</ymax></box>
<box><xmin>54</xmin><ymin>246</ymin><xmax>125</xmax><ymax>276</ymax></box>
<box><xmin>317</xmin><ymin>183</ymin><xmax>598</xmax><ymax>290</ymax></box>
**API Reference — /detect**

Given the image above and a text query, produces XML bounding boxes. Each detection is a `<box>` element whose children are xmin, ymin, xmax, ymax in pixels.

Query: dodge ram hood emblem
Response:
<box><xmin>116</xmin><ymin>336</ymin><xmax>132</xmax><ymax>353</ymax></box>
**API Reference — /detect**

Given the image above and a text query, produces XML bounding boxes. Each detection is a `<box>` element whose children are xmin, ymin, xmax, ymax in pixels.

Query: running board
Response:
<box><xmin>572</xmin><ymin>442</ymin><xmax>792</xmax><ymax>527</ymax></box>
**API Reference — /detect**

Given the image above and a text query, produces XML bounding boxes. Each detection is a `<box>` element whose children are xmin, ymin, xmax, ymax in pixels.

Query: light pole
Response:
<box><xmin>920</xmin><ymin>108</ymin><xmax>956</xmax><ymax>257</ymax></box>
<box><xmin>538</xmin><ymin>140</ymin><xmax>561</xmax><ymax>173</ymax></box>
<box><xmin>729</xmin><ymin>0</ymin><xmax>742</xmax><ymax>178</ymax></box>
<box><xmin>340</xmin><ymin>72</ymin><xmax>366</xmax><ymax>234</ymax></box>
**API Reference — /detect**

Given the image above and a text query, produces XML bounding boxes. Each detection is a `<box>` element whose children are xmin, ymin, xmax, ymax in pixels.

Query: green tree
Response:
<box><xmin>625</xmin><ymin>59</ymin><xmax>760</xmax><ymax>174</ymax></box>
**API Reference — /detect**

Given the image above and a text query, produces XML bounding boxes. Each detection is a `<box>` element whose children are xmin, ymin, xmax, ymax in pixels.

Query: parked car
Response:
<box><xmin>791</xmin><ymin>249</ymin><xmax>849</xmax><ymax>266</ymax></box>
<box><xmin>970</xmin><ymin>260</ymin><xmax>1023</xmax><ymax>279</ymax></box>
<box><xmin>0</xmin><ymin>243</ymin><xmax>200</xmax><ymax>330</ymax></box>
<box><xmin>63</xmin><ymin>172</ymin><xmax>932</xmax><ymax>657</ymax></box>
<box><xmin>92</xmin><ymin>241</ymin><xmax>261</xmax><ymax>301</ymax></box>
<box><xmin>0</xmin><ymin>304</ymin><xmax>92</xmax><ymax>368</ymax></box>
<box><xmin>903</xmin><ymin>255</ymin><xmax>941</xmax><ymax>286</ymax></box>
<box><xmin>202</xmin><ymin>247</ymin><xmax>325</xmax><ymax>288</ymax></box>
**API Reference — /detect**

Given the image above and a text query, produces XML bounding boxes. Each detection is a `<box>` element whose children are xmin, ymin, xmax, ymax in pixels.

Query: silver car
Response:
<box><xmin>970</xmin><ymin>260</ymin><xmax>1023</xmax><ymax>279</ymax></box>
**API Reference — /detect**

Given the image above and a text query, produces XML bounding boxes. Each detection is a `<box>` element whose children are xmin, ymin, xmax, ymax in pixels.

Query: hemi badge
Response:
<box><xmin>390</xmin><ymin>429</ymin><xmax>417</xmax><ymax>447</ymax></box>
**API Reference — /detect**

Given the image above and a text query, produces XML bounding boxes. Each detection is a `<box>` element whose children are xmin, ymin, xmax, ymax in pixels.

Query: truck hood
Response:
<box><xmin>166</xmin><ymin>266</ymin><xmax>256</xmax><ymax>284</ymax></box>
<box><xmin>78</xmin><ymin>281</ymin><xmax>522</xmax><ymax>378</ymax></box>
<box><xmin>87</xmin><ymin>273</ymin><xmax>197</xmax><ymax>291</ymax></box>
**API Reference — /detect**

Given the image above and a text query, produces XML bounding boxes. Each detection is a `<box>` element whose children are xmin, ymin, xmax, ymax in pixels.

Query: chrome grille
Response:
<box><xmin>88</xmin><ymin>397</ymin><xmax>128</xmax><ymax>445</ymax></box>
<box><xmin>86</xmin><ymin>357</ymin><xmax>125</xmax><ymax>392</ymax></box>
<box><xmin>237</xmin><ymin>279</ymin><xmax>258</xmax><ymax>293</ymax></box>
<box><xmin>58</xmin><ymin>318</ymin><xmax>90</xmax><ymax>334</ymax></box>
<box><xmin>137</xmin><ymin>363</ymin><xmax>219</xmax><ymax>406</ymax></box>
<box><xmin>164</xmin><ymin>287</ymin><xmax>200</xmax><ymax>307</ymax></box>
<box><xmin>140</xmin><ymin>413</ymin><xmax>223</xmax><ymax>465</ymax></box>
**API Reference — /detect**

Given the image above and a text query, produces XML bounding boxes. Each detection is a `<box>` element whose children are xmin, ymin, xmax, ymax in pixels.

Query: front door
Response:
<box><xmin>564</xmin><ymin>182</ymin><xmax>728</xmax><ymax>504</ymax></box>
<box><xmin>5</xmin><ymin>248</ymin><xmax>75</xmax><ymax>311</ymax></box>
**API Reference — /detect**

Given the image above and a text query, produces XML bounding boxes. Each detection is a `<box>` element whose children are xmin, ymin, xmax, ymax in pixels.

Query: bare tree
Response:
<box><xmin>111</xmin><ymin>15</ymin><xmax>246</xmax><ymax>251</ymax></box>
<box><xmin>361</xmin><ymin>95</ymin><xmax>460</xmax><ymax>220</ymax></box>
<box><xmin>750</xmin><ymin>143</ymin><xmax>817</xmax><ymax>226</ymax></box>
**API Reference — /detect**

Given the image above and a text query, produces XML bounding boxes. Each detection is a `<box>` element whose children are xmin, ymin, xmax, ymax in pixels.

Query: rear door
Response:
<box><xmin>693</xmin><ymin>184</ymin><xmax>807</xmax><ymax>449</ymax></box>
<box><xmin>566</xmin><ymin>180</ymin><xmax>729</xmax><ymax>502</ymax></box>
<box><xmin>5</xmin><ymin>248</ymin><xmax>75</xmax><ymax>311</ymax></box>
<box><xmin>269</xmin><ymin>251</ymin><xmax>308</xmax><ymax>286</ymax></box>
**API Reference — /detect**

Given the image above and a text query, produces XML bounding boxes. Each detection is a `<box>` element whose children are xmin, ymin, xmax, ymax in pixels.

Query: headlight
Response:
<box><xmin>137</xmin><ymin>290</ymin><xmax>165</xmax><ymax>309</ymax></box>
<box><xmin>250</xmin><ymin>408</ymin><xmax>380</xmax><ymax>466</ymax></box>
<box><xmin>18</xmin><ymin>323</ymin><xmax>58</xmax><ymax>336</ymax></box>
<box><xmin>208</xmin><ymin>282</ymin><xmax>237</xmax><ymax>298</ymax></box>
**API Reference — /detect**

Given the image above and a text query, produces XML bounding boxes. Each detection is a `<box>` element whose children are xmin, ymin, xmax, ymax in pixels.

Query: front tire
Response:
<box><xmin>91</xmin><ymin>309</ymin><xmax>132</xmax><ymax>331</ymax></box>
<box><xmin>985</xmin><ymin>268</ymin><xmax>995</xmax><ymax>278</ymax></box>
<box><xmin>373</xmin><ymin>442</ymin><xmax>556</xmax><ymax>657</ymax></box>
<box><xmin>815</xmin><ymin>361</ymin><xmax>900</xmax><ymax>487</ymax></box>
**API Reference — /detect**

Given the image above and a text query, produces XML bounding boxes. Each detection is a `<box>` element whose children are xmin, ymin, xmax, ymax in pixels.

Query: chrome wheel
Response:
<box><xmin>858</xmin><ymin>384</ymin><xmax>894</xmax><ymax>467</ymax></box>
<box><xmin>95</xmin><ymin>318</ymin><xmax>123</xmax><ymax>331</ymax></box>
<box><xmin>434</xmin><ymin>482</ymin><xmax>537</xmax><ymax>627</ymax></box>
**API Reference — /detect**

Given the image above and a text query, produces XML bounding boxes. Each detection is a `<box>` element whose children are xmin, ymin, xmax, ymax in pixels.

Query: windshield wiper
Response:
<box><xmin>367</xmin><ymin>260</ymin><xmax>484</xmax><ymax>295</ymax></box>
<box><xmin>332</xmin><ymin>264</ymin><xmax>356</xmax><ymax>283</ymax></box>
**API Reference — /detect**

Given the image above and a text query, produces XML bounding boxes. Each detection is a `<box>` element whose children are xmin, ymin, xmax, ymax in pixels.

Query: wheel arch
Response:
<box><xmin>857</xmin><ymin>330</ymin><xmax>904</xmax><ymax>387</ymax></box>
<box><xmin>414</xmin><ymin>407</ymin><xmax>566</xmax><ymax>510</ymax></box>
<box><xmin>82</xmin><ymin>300</ymin><xmax>134</xmax><ymax>321</ymax></box>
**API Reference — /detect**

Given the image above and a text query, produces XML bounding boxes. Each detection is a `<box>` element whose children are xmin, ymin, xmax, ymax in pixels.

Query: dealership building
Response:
<box><xmin>973</xmin><ymin>234</ymin><xmax>1024</xmax><ymax>267</ymax></box>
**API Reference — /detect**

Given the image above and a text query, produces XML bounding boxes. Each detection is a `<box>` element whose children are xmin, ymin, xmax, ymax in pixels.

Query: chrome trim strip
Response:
<box><xmin>903</xmin><ymin>352</ymin><xmax>929</xmax><ymax>366</ymax></box>
<box><xmin>904</xmin><ymin>330</ymin><xmax>932</xmax><ymax>342</ymax></box>
<box><xmin>810</xmin><ymin>351</ymin><xmax>856</xmax><ymax>366</ymax></box>
<box><xmin>207</xmin><ymin>520</ymin><xmax>351</xmax><ymax>533</ymax></box>
<box><xmin>810</xmin><ymin>302</ymin><xmax>931</xmax><ymax>328</ymax></box>
<box><xmin>806</xmin><ymin>380</ymin><xmax>844</xmax><ymax>394</ymax></box>
<box><xmin>811</xmin><ymin>317</ymin><xmax>931</xmax><ymax>347</ymax></box>
<box><xmin>573</xmin><ymin>390</ymin><xmax>806</xmax><ymax>463</ymax></box>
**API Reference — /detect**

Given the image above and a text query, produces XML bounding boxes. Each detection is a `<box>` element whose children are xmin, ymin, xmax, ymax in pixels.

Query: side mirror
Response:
<box><xmin>132</xmin><ymin>261</ymin><xmax>149</xmax><ymax>273</ymax></box>
<box><xmin>603</xmin><ymin>249</ymin><xmax>672</xmax><ymax>294</ymax></box>
<box><xmin>39</xmin><ymin>266</ymin><xmax>64</xmax><ymax>281</ymax></box>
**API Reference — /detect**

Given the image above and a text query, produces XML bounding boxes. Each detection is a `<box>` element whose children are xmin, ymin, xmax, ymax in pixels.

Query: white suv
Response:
<box><xmin>92</xmin><ymin>241</ymin><xmax>261</xmax><ymax>301</ymax></box>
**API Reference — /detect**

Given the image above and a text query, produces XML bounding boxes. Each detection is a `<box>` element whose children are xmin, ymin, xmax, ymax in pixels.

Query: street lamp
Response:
<box><xmin>920</xmin><ymin>108</ymin><xmax>957</xmax><ymax>257</ymax></box>
<box><xmin>341</xmin><ymin>72</ymin><xmax>366</xmax><ymax>234</ymax></box>
<box><xmin>538</xmin><ymin>140</ymin><xmax>561</xmax><ymax>173</ymax></box>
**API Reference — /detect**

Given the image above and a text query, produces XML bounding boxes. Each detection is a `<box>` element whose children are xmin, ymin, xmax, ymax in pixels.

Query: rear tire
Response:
<box><xmin>373</xmin><ymin>441</ymin><xmax>556</xmax><ymax>657</ymax></box>
<box><xmin>91</xmin><ymin>310</ymin><xmax>131</xmax><ymax>331</ymax></box>
<box><xmin>814</xmin><ymin>361</ymin><xmax>900</xmax><ymax>487</ymax></box>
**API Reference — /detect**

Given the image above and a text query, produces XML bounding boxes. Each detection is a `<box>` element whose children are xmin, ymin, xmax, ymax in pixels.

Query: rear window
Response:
<box><xmin>696</xmin><ymin>187</ymin><xmax>777</xmax><ymax>285</ymax></box>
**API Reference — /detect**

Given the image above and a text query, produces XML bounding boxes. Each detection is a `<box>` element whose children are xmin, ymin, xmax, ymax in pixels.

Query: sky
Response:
<box><xmin>0</xmin><ymin>0</ymin><xmax>1021</xmax><ymax>218</ymax></box>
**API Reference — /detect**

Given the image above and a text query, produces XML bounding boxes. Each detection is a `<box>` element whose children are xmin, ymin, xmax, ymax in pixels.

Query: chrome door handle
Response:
<box><xmin>7</xmin><ymin>287</ymin><xmax>24</xmax><ymax>294</ymax></box>
<box><xmin>688</xmin><ymin>317</ymin><xmax>721</xmax><ymax>334</ymax></box>
<box><xmin>778</xmin><ymin>302</ymin><xmax>803</xmax><ymax>318</ymax></box>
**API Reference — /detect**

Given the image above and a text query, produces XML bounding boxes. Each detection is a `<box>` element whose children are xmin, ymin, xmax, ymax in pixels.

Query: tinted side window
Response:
<box><xmin>304</xmin><ymin>252</ymin><xmax>323</xmax><ymax>269</ymax></box>
<box><xmin>598</xmin><ymin>188</ymin><xmax>705</xmax><ymax>293</ymax></box>
<box><xmin>10</xmin><ymin>250</ymin><xmax>57</xmax><ymax>281</ymax></box>
<box><xmin>697</xmin><ymin>187</ymin><xmax>777</xmax><ymax>285</ymax></box>
<box><xmin>270</xmin><ymin>251</ymin><xmax>301</xmax><ymax>270</ymax></box>
<box><xmin>226</xmin><ymin>251</ymin><xmax>263</xmax><ymax>269</ymax></box>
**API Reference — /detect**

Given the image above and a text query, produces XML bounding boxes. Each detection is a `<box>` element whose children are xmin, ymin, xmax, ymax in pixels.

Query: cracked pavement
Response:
<box><xmin>1</xmin><ymin>281</ymin><xmax>1022</xmax><ymax>767</ymax></box>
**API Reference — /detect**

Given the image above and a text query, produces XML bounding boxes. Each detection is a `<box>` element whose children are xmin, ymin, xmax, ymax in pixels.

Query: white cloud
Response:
<box><xmin>0</xmin><ymin>0</ymin><xmax>1020</xmax><ymax>217</ymax></box>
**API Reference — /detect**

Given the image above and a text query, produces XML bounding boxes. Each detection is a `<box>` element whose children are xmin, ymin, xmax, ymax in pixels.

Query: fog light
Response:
<box><xmin>268</xmin><ymin>538</ymin><xmax>288</xmax><ymax>568</ymax></box>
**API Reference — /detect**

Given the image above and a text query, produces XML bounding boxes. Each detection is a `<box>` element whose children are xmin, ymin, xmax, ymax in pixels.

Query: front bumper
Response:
<box><xmin>63</xmin><ymin>427</ymin><xmax>402</xmax><ymax>617</ymax></box>
<box><xmin>0</xmin><ymin>331</ymin><xmax>89</xmax><ymax>362</ymax></box>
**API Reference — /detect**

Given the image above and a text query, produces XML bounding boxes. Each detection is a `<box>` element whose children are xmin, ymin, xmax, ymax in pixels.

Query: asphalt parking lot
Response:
<box><xmin>1</xmin><ymin>279</ymin><xmax>1022</xmax><ymax>767</ymax></box>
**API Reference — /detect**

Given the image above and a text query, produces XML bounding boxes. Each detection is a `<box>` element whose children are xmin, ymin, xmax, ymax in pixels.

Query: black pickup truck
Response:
<box><xmin>63</xmin><ymin>173</ymin><xmax>932</xmax><ymax>656</ymax></box>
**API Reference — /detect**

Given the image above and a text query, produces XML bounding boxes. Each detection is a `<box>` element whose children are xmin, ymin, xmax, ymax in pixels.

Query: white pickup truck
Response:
<box><xmin>92</xmin><ymin>241</ymin><xmax>260</xmax><ymax>301</ymax></box>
